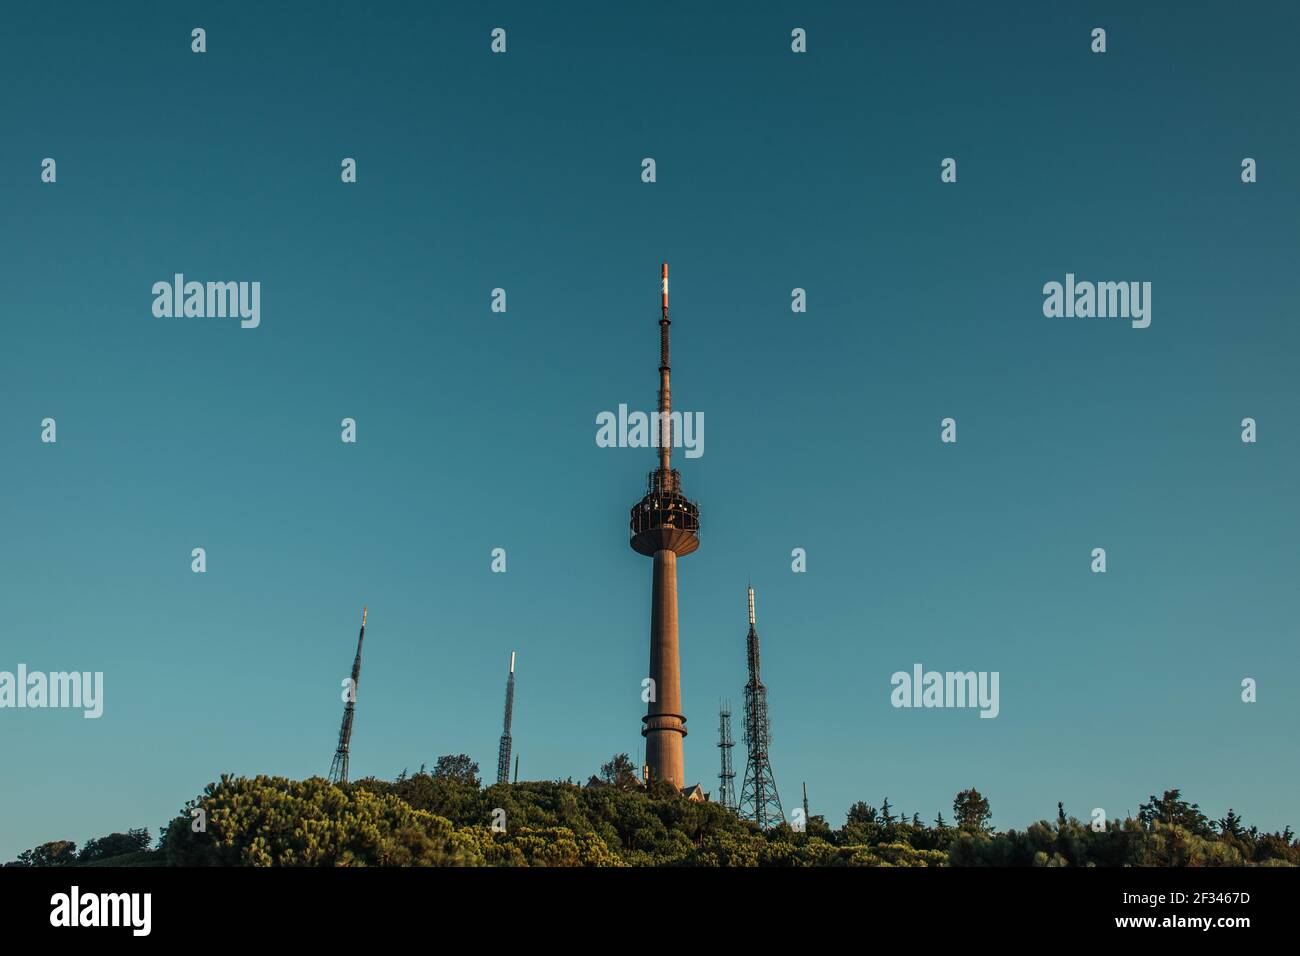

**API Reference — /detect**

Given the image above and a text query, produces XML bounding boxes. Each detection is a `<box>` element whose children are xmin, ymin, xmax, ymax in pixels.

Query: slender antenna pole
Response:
<box><xmin>657</xmin><ymin>262</ymin><xmax>672</xmax><ymax>474</ymax></box>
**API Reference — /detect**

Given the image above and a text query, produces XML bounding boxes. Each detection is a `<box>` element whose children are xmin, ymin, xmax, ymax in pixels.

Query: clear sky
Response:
<box><xmin>2</xmin><ymin>1</ymin><xmax>1297</xmax><ymax>859</ymax></box>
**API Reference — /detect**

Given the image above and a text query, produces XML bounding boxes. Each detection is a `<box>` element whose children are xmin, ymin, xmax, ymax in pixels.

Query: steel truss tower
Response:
<box><xmin>739</xmin><ymin>587</ymin><xmax>783</xmax><ymax>827</ymax></box>
<box><xmin>717</xmin><ymin>701</ymin><xmax>738</xmax><ymax>811</ymax></box>
<box><xmin>328</xmin><ymin>607</ymin><xmax>367</xmax><ymax>785</ymax></box>
<box><xmin>496</xmin><ymin>651</ymin><xmax>516</xmax><ymax>785</ymax></box>
<box><xmin>629</xmin><ymin>263</ymin><xmax>700</xmax><ymax>787</ymax></box>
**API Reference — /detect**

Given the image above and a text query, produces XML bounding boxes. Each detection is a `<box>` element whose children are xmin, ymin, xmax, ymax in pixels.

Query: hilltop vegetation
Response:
<box><xmin>8</xmin><ymin>757</ymin><xmax>1297</xmax><ymax>867</ymax></box>
<box><xmin>4</xmin><ymin>827</ymin><xmax>154</xmax><ymax>868</ymax></box>
<box><xmin>156</xmin><ymin>770</ymin><xmax>944</xmax><ymax>867</ymax></box>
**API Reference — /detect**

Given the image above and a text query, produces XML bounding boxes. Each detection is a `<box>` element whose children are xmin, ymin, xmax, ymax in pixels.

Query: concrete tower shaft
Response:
<box><xmin>643</xmin><ymin>548</ymin><xmax>685</xmax><ymax>784</ymax></box>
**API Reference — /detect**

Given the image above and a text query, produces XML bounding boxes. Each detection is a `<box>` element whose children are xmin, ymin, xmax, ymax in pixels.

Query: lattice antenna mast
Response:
<box><xmin>328</xmin><ymin>607</ymin><xmax>367</xmax><ymax>785</ymax></box>
<box><xmin>496</xmin><ymin>651</ymin><xmax>516</xmax><ymax>785</ymax></box>
<box><xmin>739</xmin><ymin>586</ymin><xmax>784</xmax><ymax>827</ymax></box>
<box><xmin>717</xmin><ymin>700</ymin><xmax>738</xmax><ymax>811</ymax></box>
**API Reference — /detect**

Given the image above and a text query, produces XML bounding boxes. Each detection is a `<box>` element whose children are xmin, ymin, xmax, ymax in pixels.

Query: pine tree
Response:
<box><xmin>1218</xmin><ymin>808</ymin><xmax>1244</xmax><ymax>838</ymax></box>
<box><xmin>953</xmin><ymin>788</ymin><xmax>992</xmax><ymax>832</ymax></box>
<box><xmin>846</xmin><ymin>801</ymin><xmax>877</xmax><ymax>825</ymax></box>
<box><xmin>1138</xmin><ymin>789</ymin><xmax>1212</xmax><ymax>837</ymax></box>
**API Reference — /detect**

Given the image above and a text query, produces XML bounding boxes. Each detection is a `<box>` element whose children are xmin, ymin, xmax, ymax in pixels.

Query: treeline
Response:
<box><xmin>8</xmin><ymin>756</ymin><xmax>1298</xmax><ymax>867</ymax></box>
<box><xmin>3</xmin><ymin>828</ymin><xmax>154</xmax><ymax>868</ymax></box>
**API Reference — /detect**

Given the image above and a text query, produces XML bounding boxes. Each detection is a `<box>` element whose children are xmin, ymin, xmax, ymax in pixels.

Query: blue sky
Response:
<box><xmin>2</xmin><ymin>0</ymin><xmax>1297</xmax><ymax>858</ymax></box>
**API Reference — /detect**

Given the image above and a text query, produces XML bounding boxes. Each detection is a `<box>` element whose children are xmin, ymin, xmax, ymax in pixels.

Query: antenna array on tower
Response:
<box><xmin>739</xmin><ymin>586</ymin><xmax>784</xmax><ymax>828</ymax></box>
<box><xmin>328</xmin><ymin>607</ymin><xmax>368</xmax><ymax>785</ymax></box>
<box><xmin>496</xmin><ymin>651</ymin><xmax>516</xmax><ymax>785</ymax></box>
<box><xmin>717</xmin><ymin>700</ymin><xmax>738</xmax><ymax>811</ymax></box>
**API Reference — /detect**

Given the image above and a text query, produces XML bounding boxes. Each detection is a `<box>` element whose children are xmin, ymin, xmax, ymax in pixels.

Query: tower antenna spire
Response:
<box><xmin>657</xmin><ymin>262</ymin><xmax>672</xmax><ymax>475</ymax></box>
<box><xmin>328</xmin><ymin>607</ymin><xmax>368</xmax><ymax>785</ymax></box>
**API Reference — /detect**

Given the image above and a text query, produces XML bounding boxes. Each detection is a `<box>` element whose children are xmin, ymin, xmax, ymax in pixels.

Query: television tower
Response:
<box><xmin>496</xmin><ymin>651</ymin><xmax>516</xmax><ymax>785</ymax></box>
<box><xmin>717</xmin><ymin>701</ymin><xmax>737</xmax><ymax>811</ymax></box>
<box><xmin>740</xmin><ymin>586</ymin><xmax>783</xmax><ymax>827</ymax></box>
<box><xmin>328</xmin><ymin>607</ymin><xmax>367</xmax><ymax>785</ymax></box>
<box><xmin>629</xmin><ymin>262</ymin><xmax>700</xmax><ymax>788</ymax></box>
